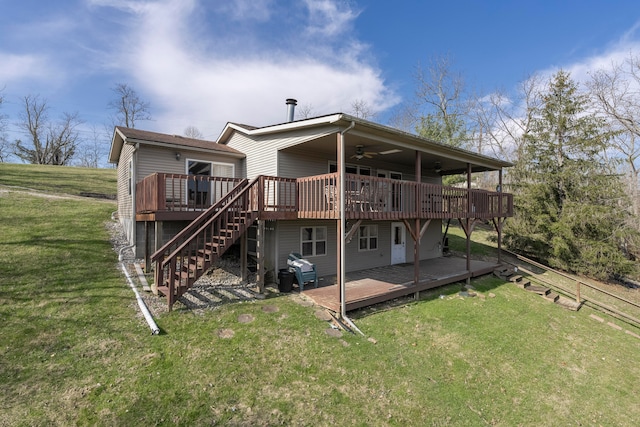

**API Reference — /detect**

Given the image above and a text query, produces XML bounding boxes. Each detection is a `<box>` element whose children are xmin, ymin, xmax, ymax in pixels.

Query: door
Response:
<box><xmin>391</xmin><ymin>222</ymin><xmax>406</xmax><ymax>264</ymax></box>
<box><xmin>377</xmin><ymin>170</ymin><xmax>402</xmax><ymax>211</ymax></box>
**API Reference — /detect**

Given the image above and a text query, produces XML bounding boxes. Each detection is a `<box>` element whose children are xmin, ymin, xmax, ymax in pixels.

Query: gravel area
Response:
<box><xmin>106</xmin><ymin>219</ymin><xmax>280</xmax><ymax>316</ymax></box>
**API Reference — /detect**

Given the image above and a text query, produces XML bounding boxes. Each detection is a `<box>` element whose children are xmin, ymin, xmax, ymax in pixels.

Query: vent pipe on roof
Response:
<box><xmin>286</xmin><ymin>98</ymin><xmax>297</xmax><ymax>122</ymax></box>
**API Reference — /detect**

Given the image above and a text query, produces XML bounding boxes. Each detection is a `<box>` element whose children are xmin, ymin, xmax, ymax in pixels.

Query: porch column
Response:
<box><xmin>337</xmin><ymin>122</ymin><xmax>355</xmax><ymax>318</ymax></box>
<box><xmin>414</xmin><ymin>150</ymin><xmax>422</xmax><ymax>288</ymax></box>
<box><xmin>336</xmin><ymin>132</ymin><xmax>343</xmax><ymax>310</ymax></box>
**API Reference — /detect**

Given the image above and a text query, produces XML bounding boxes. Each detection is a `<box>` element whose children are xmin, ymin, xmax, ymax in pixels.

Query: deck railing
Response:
<box><xmin>297</xmin><ymin>173</ymin><xmax>513</xmax><ymax>219</ymax></box>
<box><xmin>137</xmin><ymin>172</ymin><xmax>512</xmax><ymax>220</ymax></box>
<box><xmin>136</xmin><ymin>173</ymin><xmax>243</xmax><ymax>213</ymax></box>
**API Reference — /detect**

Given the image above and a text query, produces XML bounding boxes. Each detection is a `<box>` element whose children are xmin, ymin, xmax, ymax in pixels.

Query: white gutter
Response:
<box><xmin>339</xmin><ymin>122</ymin><xmax>363</xmax><ymax>335</ymax></box>
<box><xmin>120</xmin><ymin>262</ymin><xmax>160</xmax><ymax>335</ymax></box>
<box><xmin>130</xmin><ymin>143</ymin><xmax>139</xmax><ymax>252</ymax></box>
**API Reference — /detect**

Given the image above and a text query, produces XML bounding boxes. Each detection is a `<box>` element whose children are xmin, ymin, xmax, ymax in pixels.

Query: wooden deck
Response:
<box><xmin>137</xmin><ymin>172</ymin><xmax>513</xmax><ymax>222</ymax></box>
<box><xmin>303</xmin><ymin>256</ymin><xmax>499</xmax><ymax>312</ymax></box>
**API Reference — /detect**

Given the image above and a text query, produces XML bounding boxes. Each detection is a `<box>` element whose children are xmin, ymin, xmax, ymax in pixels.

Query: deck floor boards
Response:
<box><xmin>303</xmin><ymin>256</ymin><xmax>498</xmax><ymax>312</ymax></box>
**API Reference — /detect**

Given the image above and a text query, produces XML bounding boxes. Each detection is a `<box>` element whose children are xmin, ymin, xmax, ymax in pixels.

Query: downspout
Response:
<box><xmin>130</xmin><ymin>143</ymin><xmax>139</xmax><ymax>255</ymax></box>
<box><xmin>339</xmin><ymin>121</ymin><xmax>363</xmax><ymax>335</ymax></box>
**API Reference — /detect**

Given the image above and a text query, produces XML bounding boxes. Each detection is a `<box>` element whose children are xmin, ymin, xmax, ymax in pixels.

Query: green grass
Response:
<box><xmin>2</xmin><ymin>164</ymin><xmax>640</xmax><ymax>426</ymax></box>
<box><xmin>0</xmin><ymin>163</ymin><xmax>116</xmax><ymax>198</ymax></box>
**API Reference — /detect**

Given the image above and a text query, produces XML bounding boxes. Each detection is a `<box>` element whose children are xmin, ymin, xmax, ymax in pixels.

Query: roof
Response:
<box><xmin>108</xmin><ymin>126</ymin><xmax>244</xmax><ymax>163</ymax></box>
<box><xmin>216</xmin><ymin>113</ymin><xmax>513</xmax><ymax>173</ymax></box>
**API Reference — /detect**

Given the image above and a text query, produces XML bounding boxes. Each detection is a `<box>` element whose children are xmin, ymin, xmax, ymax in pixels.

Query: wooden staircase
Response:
<box><xmin>151</xmin><ymin>177</ymin><xmax>262</xmax><ymax>310</ymax></box>
<box><xmin>494</xmin><ymin>266</ymin><xmax>582</xmax><ymax>311</ymax></box>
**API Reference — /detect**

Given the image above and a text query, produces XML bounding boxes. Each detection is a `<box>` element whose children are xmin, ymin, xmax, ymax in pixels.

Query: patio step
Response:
<box><xmin>497</xmin><ymin>265</ymin><xmax>580</xmax><ymax>310</ymax></box>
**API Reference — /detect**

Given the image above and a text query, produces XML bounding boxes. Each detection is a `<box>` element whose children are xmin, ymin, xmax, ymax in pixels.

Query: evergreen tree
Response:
<box><xmin>504</xmin><ymin>70</ymin><xmax>637</xmax><ymax>279</ymax></box>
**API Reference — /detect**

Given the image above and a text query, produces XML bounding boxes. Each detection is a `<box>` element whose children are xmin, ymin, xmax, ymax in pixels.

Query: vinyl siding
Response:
<box><xmin>225</xmin><ymin>126</ymin><xmax>339</xmax><ymax>179</ymax></box>
<box><xmin>274</xmin><ymin>220</ymin><xmax>443</xmax><ymax>278</ymax></box>
<box><xmin>136</xmin><ymin>145</ymin><xmax>242</xmax><ymax>180</ymax></box>
<box><xmin>117</xmin><ymin>144</ymin><xmax>135</xmax><ymax>243</ymax></box>
<box><xmin>134</xmin><ymin>220</ymin><xmax>190</xmax><ymax>258</ymax></box>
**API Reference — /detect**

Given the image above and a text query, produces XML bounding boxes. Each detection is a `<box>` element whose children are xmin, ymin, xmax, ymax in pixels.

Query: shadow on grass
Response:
<box><xmin>350</xmin><ymin>276</ymin><xmax>509</xmax><ymax>320</ymax></box>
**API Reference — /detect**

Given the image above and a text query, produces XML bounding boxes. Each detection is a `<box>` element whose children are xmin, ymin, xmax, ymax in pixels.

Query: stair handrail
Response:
<box><xmin>150</xmin><ymin>178</ymin><xmax>248</xmax><ymax>263</ymax></box>
<box><xmin>159</xmin><ymin>176</ymin><xmax>262</xmax><ymax>270</ymax></box>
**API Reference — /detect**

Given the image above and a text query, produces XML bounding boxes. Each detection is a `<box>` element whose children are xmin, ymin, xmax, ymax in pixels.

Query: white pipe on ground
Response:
<box><xmin>120</xmin><ymin>262</ymin><xmax>160</xmax><ymax>335</ymax></box>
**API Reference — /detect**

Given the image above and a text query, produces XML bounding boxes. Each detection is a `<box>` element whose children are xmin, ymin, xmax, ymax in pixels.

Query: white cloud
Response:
<box><xmin>536</xmin><ymin>21</ymin><xmax>640</xmax><ymax>86</ymax></box>
<box><xmin>303</xmin><ymin>0</ymin><xmax>361</xmax><ymax>38</ymax></box>
<box><xmin>215</xmin><ymin>0</ymin><xmax>274</xmax><ymax>22</ymax></box>
<box><xmin>0</xmin><ymin>53</ymin><xmax>51</xmax><ymax>83</ymax></box>
<box><xmin>97</xmin><ymin>0</ymin><xmax>398</xmax><ymax>138</ymax></box>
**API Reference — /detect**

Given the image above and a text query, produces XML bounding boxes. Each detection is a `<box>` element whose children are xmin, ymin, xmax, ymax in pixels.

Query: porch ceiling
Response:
<box><xmin>282</xmin><ymin>131</ymin><xmax>502</xmax><ymax>176</ymax></box>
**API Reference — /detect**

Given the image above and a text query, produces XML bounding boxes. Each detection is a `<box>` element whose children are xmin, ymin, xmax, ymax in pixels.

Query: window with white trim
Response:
<box><xmin>301</xmin><ymin>226</ymin><xmax>327</xmax><ymax>257</ymax></box>
<box><xmin>358</xmin><ymin>225</ymin><xmax>378</xmax><ymax>251</ymax></box>
<box><xmin>329</xmin><ymin>162</ymin><xmax>371</xmax><ymax>176</ymax></box>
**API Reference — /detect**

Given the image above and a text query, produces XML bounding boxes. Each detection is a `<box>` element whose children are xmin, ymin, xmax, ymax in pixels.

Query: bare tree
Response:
<box><xmin>13</xmin><ymin>95</ymin><xmax>82</xmax><ymax>165</ymax></box>
<box><xmin>108</xmin><ymin>83</ymin><xmax>151</xmax><ymax>129</ymax></box>
<box><xmin>183</xmin><ymin>125</ymin><xmax>204</xmax><ymax>139</ymax></box>
<box><xmin>588</xmin><ymin>55</ymin><xmax>640</xmax><ymax>217</ymax></box>
<box><xmin>296</xmin><ymin>103</ymin><xmax>315</xmax><ymax>119</ymax></box>
<box><xmin>76</xmin><ymin>126</ymin><xmax>107</xmax><ymax>168</ymax></box>
<box><xmin>349</xmin><ymin>99</ymin><xmax>375</xmax><ymax>120</ymax></box>
<box><xmin>469</xmin><ymin>74</ymin><xmax>544</xmax><ymax>163</ymax></box>
<box><xmin>395</xmin><ymin>54</ymin><xmax>469</xmax><ymax>147</ymax></box>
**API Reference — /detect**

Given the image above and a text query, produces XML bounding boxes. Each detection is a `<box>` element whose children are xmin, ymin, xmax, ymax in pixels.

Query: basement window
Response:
<box><xmin>358</xmin><ymin>225</ymin><xmax>378</xmax><ymax>252</ymax></box>
<box><xmin>301</xmin><ymin>226</ymin><xmax>327</xmax><ymax>257</ymax></box>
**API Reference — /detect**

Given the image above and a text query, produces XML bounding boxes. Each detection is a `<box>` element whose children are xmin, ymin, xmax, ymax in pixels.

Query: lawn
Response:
<box><xmin>1</xmin><ymin>165</ymin><xmax>640</xmax><ymax>426</ymax></box>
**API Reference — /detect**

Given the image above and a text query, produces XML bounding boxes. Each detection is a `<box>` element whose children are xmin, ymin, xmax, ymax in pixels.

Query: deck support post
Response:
<box><xmin>144</xmin><ymin>221</ymin><xmax>151</xmax><ymax>273</ymax></box>
<box><xmin>497</xmin><ymin>169</ymin><xmax>504</xmax><ymax>263</ymax></box>
<box><xmin>414</xmin><ymin>150</ymin><xmax>422</xmax><ymax>288</ymax></box>
<box><xmin>466</xmin><ymin>162</ymin><xmax>472</xmax><ymax>286</ymax></box>
<box><xmin>240</xmin><ymin>229</ymin><xmax>248</xmax><ymax>283</ymax></box>
<box><xmin>151</xmin><ymin>221</ymin><xmax>163</xmax><ymax>275</ymax></box>
<box><xmin>256</xmin><ymin>220</ymin><xmax>265</xmax><ymax>293</ymax></box>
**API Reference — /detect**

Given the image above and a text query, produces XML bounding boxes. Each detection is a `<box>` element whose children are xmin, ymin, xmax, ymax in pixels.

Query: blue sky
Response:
<box><xmin>1</xmin><ymin>0</ymin><xmax>640</xmax><ymax>161</ymax></box>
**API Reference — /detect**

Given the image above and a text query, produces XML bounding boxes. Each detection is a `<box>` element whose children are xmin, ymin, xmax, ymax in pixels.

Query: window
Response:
<box><xmin>329</xmin><ymin>162</ymin><xmax>371</xmax><ymax>176</ymax></box>
<box><xmin>301</xmin><ymin>226</ymin><xmax>327</xmax><ymax>257</ymax></box>
<box><xmin>359</xmin><ymin>225</ymin><xmax>378</xmax><ymax>251</ymax></box>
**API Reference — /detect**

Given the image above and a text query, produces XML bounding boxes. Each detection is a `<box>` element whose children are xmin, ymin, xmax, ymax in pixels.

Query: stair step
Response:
<box><xmin>544</xmin><ymin>291</ymin><xmax>560</xmax><ymax>302</ymax></box>
<box><xmin>174</xmin><ymin>270</ymin><xmax>197</xmax><ymax>281</ymax></box>
<box><xmin>515</xmin><ymin>279</ymin><xmax>531</xmax><ymax>289</ymax></box>
<box><xmin>525</xmin><ymin>284</ymin><xmax>549</xmax><ymax>295</ymax></box>
<box><xmin>556</xmin><ymin>296</ymin><xmax>582</xmax><ymax>311</ymax></box>
<box><xmin>156</xmin><ymin>285</ymin><xmax>171</xmax><ymax>296</ymax></box>
<box><xmin>508</xmin><ymin>274</ymin><xmax>523</xmax><ymax>283</ymax></box>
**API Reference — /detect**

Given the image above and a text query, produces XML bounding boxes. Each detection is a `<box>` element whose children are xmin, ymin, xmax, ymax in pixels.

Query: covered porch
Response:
<box><xmin>303</xmin><ymin>256</ymin><xmax>499</xmax><ymax>312</ymax></box>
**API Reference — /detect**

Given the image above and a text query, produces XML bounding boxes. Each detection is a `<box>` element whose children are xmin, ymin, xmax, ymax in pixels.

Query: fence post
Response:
<box><xmin>576</xmin><ymin>281</ymin><xmax>581</xmax><ymax>303</ymax></box>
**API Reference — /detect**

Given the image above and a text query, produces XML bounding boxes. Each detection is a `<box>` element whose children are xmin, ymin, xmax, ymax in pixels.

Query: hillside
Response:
<box><xmin>0</xmin><ymin>163</ymin><xmax>116</xmax><ymax>198</ymax></box>
<box><xmin>1</xmin><ymin>164</ymin><xmax>639</xmax><ymax>426</ymax></box>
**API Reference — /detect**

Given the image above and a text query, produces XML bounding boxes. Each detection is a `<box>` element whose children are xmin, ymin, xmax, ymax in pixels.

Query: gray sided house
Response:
<box><xmin>109</xmin><ymin>112</ymin><xmax>513</xmax><ymax>311</ymax></box>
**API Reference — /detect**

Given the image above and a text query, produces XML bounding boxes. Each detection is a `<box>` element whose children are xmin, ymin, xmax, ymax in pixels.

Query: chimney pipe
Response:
<box><xmin>286</xmin><ymin>98</ymin><xmax>297</xmax><ymax>122</ymax></box>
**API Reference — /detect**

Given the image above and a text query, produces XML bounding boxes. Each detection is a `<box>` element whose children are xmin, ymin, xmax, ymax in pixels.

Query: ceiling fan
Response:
<box><xmin>351</xmin><ymin>145</ymin><xmax>378</xmax><ymax>160</ymax></box>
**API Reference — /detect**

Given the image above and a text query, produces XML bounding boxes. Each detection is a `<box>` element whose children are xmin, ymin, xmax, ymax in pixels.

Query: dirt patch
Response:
<box><xmin>238</xmin><ymin>314</ymin><xmax>255</xmax><ymax>324</ymax></box>
<box><xmin>325</xmin><ymin>328</ymin><xmax>342</xmax><ymax>338</ymax></box>
<box><xmin>314</xmin><ymin>310</ymin><xmax>333</xmax><ymax>321</ymax></box>
<box><xmin>217</xmin><ymin>328</ymin><xmax>235</xmax><ymax>339</ymax></box>
<box><xmin>262</xmin><ymin>305</ymin><xmax>279</xmax><ymax>313</ymax></box>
